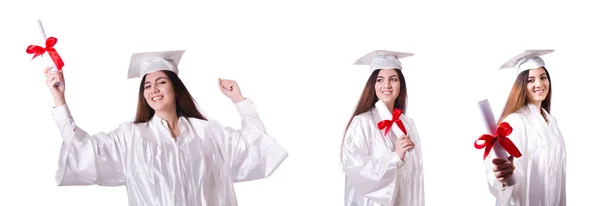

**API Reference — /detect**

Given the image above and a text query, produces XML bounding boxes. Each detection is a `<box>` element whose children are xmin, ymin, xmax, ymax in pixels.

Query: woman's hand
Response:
<box><xmin>44</xmin><ymin>67</ymin><xmax>66</xmax><ymax>107</ymax></box>
<box><xmin>218</xmin><ymin>78</ymin><xmax>245</xmax><ymax>103</ymax></box>
<box><xmin>395</xmin><ymin>135</ymin><xmax>415</xmax><ymax>161</ymax></box>
<box><xmin>492</xmin><ymin>156</ymin><xmax>515</xmax><ymax>187</ymax></box>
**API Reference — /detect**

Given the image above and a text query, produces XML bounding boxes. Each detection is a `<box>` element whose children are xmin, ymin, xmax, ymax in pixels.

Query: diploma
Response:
<box><xmin>26</xmin><ymin>20</ymin><xmax>65</xmax><ymax>86</ymax></box>
<box><xmin>476</xmin><ymin>99</ymin><xmax>516</xmax><ymax>187</ymax></box>
<box><xmin>35</xmin><ymin>20</ymin><xmax>58</xmax><ymax>71</ymax></box>
<box><xmin>375</xmin><ymin>100</ymin><xmax>407</xmax><ymax>137</ymax></box>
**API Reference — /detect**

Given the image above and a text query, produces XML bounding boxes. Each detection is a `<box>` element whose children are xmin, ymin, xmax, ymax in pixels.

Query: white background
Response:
<box><xmin>1</xmin><ymin>0</ymin><xmax>598</xmax><ymax>205</ymax></box>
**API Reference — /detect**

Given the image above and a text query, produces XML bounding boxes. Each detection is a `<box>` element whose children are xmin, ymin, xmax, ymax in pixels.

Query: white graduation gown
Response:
<box><xmin>485</xmin><ymin>103</ymin><xmax>567</xmax><ymax>206</ymax></box>
<box><xmin>341</xmin><ymin>101</ymin><xmax>425</xmax><ymax>206</ymax></box>
<box><xmin>51</xmin><ymin>98</ymin><xmax>288</xmax><ymax>206</ymax></box>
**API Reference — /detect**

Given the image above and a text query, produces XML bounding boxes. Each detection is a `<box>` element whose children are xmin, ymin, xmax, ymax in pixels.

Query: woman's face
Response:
<box><xmin>143</xmin><ymin>71</ymin><xmax>176</xmax><ymax>113</ymax></box>
<box><xmin>525</xmin><ymin>67</ymin><xmax>550</xmax><ymax>105</ymax></box>
<box><xmin>374</xmin><ymin>69</ymin><xmax>401</xmax><ymax>106</ymax></box>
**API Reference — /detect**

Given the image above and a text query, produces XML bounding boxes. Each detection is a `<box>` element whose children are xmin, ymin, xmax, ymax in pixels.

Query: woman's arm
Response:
<box><xmin>210</xmin><ymin>98</ymin><xmax>288</xmax><ymax>182</ymax></box>
<box><xmin>53</xmin><ymin>104</ymin><xmax>131</xmax><ymax>186</ymax></box>
<box><xmin>485</xmin><ymin>114</ymin><xmax>528</xmax><ymax>204</ymax></box>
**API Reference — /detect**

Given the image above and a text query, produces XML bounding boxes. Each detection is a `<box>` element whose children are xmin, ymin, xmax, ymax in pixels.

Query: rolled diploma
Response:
<box><xmin>375</xmin><ymin>100</ymin><xmax>411</xmax><ymax>155</ymax></box>
<box><xmin>477</xmin><ymin>99</ymin><xmax>516</xmax><ymax>187</ymax></box>
<box><xmin>35</xmin><ymin>20</ymin><xmax>61</xmax><ymax>85</ymax></box>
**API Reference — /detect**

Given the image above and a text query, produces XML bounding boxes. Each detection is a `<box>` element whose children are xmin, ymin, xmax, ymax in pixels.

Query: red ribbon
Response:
<box><xmin>474</xmin><ymin>122</ymin><xmax>522</xmax><ymax>160</ymax></box>
<box><xmin>377</xmin><ymin>108</ymin><xmax>407</xmax><ymax>136</ymax></box>
<box><xmin>26</xmin><ymin>37</ymin><xmax>65</xmax><ymax>70</ymax></box>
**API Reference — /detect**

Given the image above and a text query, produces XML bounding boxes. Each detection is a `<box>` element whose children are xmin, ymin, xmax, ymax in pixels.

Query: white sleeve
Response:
<box><xmin>53</xmin><ymin>104</ymin><xmax>131</xmax><ymax>186</ymax></box>
<box><xmin>210</xmin><ymin>98</ymin><xmax>288</xmax><ymax>182</ymax></box>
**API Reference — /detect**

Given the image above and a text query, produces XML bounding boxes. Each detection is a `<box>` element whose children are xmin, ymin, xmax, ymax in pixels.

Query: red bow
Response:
<box><xmin>474</xmin><ymin>122</ymin><xmax>522</xmax><ymax>160</ymax></box>
<box><xmin>26</xmin><ymin>37</ymin><xmax>64</xmax><ymax>70</ymax></box>
<box><xmin>377</xmin><ymin>108</ymin><xmax>407</xmax><ymax>136</ymax></box>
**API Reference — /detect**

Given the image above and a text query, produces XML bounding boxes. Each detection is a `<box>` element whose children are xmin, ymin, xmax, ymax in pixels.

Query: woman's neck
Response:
<box><xmin>385</xmin><ymin>101</ymin><xmax>394</xmax><ymax>113</ymax></box>
<box><xmin>531</xmin><ymin>101</ymin><xmax>542</xmax><ymax>111</ymax></box>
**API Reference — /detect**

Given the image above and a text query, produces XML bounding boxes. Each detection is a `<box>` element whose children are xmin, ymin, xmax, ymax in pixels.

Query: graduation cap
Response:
<box><xmin>354</xmin><ymin>50</ymin><xmax>414</xmax><ymax>73</ymax></box>
<box><xmin>498</xmin><ymin>49</ymin><xmax>554</xmax><ymax>76</ymax></box>
<box><xmin>127</xmin><ymin>50</ymin><xmax>186</xmax><ymax>79</ymax></box>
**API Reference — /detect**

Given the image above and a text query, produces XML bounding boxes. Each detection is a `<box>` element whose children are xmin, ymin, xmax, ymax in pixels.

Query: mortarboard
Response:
<box><xmin>498</xmin><ymin>49</ymin><xmax>554</xmax><ymax>76</ymax></box>
<box><xmin>354</xmin><ymin>50</ymin><xmax>414</xmax><ymax>73</ymax></box>
<box><xmin>127</xmin><ymin>50</ymin><xmax>185</xmax><ymax>79</ymax></box>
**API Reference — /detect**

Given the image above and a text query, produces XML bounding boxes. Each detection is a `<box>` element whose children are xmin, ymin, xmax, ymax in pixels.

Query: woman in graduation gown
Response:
<box><xmin>485</xmin><ymin>49</ymin><xmax>567</xmax><ymax>206</ymax></box>
<box><xmin>340</xmin><ymin>50</ymin><xmax>425</xmax><ymax>206</ymax></box>
<box><xmin>43</xmin><ymin>50</ymin><xmax>288</xmax><ymax>206</ymax></box>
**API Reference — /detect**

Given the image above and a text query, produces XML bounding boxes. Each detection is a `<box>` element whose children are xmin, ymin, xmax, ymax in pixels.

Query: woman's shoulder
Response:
<box><xmin>400</xmin><ymin>113</ymin><xmax>414</xmax><ymax>121</ymax></box>
<box><xmin>185</xmin><ymin>117</ymin><xmax>234</xmax><ymax>133</ymax></box>
<box><xmin>118</xmin><ymin>121</ymin><xmax>137</xmax><ymax>130</ymax></box>
<box><xmin>182</xmin><ymin>117</ymin><xmax>215</xmax><ymax>132</ymax></box>
<box><xmin>399</xmin><ymin>114</ymin><xmax>417</xmax><ymax>129</ymax></box>
<box><xmin>500</xmin><ymin>111</ymin><xmax>528</xmax><ymax>128</ymax></box>
<box><xmin>352</xmin><ymin>109</ymin><xmax>376</xmax><ymax>123</ymax></box>
<box><xmin>503</xmin><ymin>112</ymin><xmax>522</xmax><ymax>121</ymax></box>
<box><xmin>345</xmin><ymin>109</ymin><xmax>380</xmax><ymax>134</ymax></box>
<box><xmin>185</xmin><ymin>117</ymin><xmax>211</xmax><ymax>125</ymax></box>
<box><xmin>543</xmin><ymin>109</ymin><xmax>558</xmax><ymax>122</ymax></box>
<box><xmin>355</xmin><ymin>110</ymin><xmax>371</xmax><ymax>118</ymax></box>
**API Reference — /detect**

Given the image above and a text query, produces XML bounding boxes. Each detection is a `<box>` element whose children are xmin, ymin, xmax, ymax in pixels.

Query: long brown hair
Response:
<box><xmin>498</xmin><ymin>67</ymin><xmax>552</xmax><ymax>124</ymax></box>
<box><xmin>134</xmin><ymin>70</ymin><xmax>207</xmax><ymax>123</ymax></box>
<box><xmin>340</xmin><ymin>69</ymin><xmax>407</xmax><ymax>159</ymax></box>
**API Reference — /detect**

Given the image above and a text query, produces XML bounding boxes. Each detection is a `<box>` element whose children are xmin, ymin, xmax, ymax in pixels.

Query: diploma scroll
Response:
<box><xmin>375</xmin><ymin>100</ymin><xmax>407</xmax><ymax>138</ymax></box>
<box><xmin>477</xmin><ymin>99</ymin><xmax>516</xmax><ymax>187</ymax></box>
<box><xmin>374</xmin><ymin>100</ymin><xmax>412</xmax><ymax>156</ymax></box>
<box><xmin>29</xmin><ymin>20</ymin><xmax>63</xmax><ymax>86</ymax></box>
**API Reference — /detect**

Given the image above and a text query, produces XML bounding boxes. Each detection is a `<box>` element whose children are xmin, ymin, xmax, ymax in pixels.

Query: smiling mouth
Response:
<box><xmin>152</xmin><ymin>96</ymin><xmax>163</xmax><ymax>101</ymax></box>
<box><xmin>382</xmin><ymin>91</ymin><xmax>393</xmax><ymax>95</ymax></box>
<box><xmin>533</xmin><ymin>89</ymin><xmax>545</xmax><ymax>94</ymax></box>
